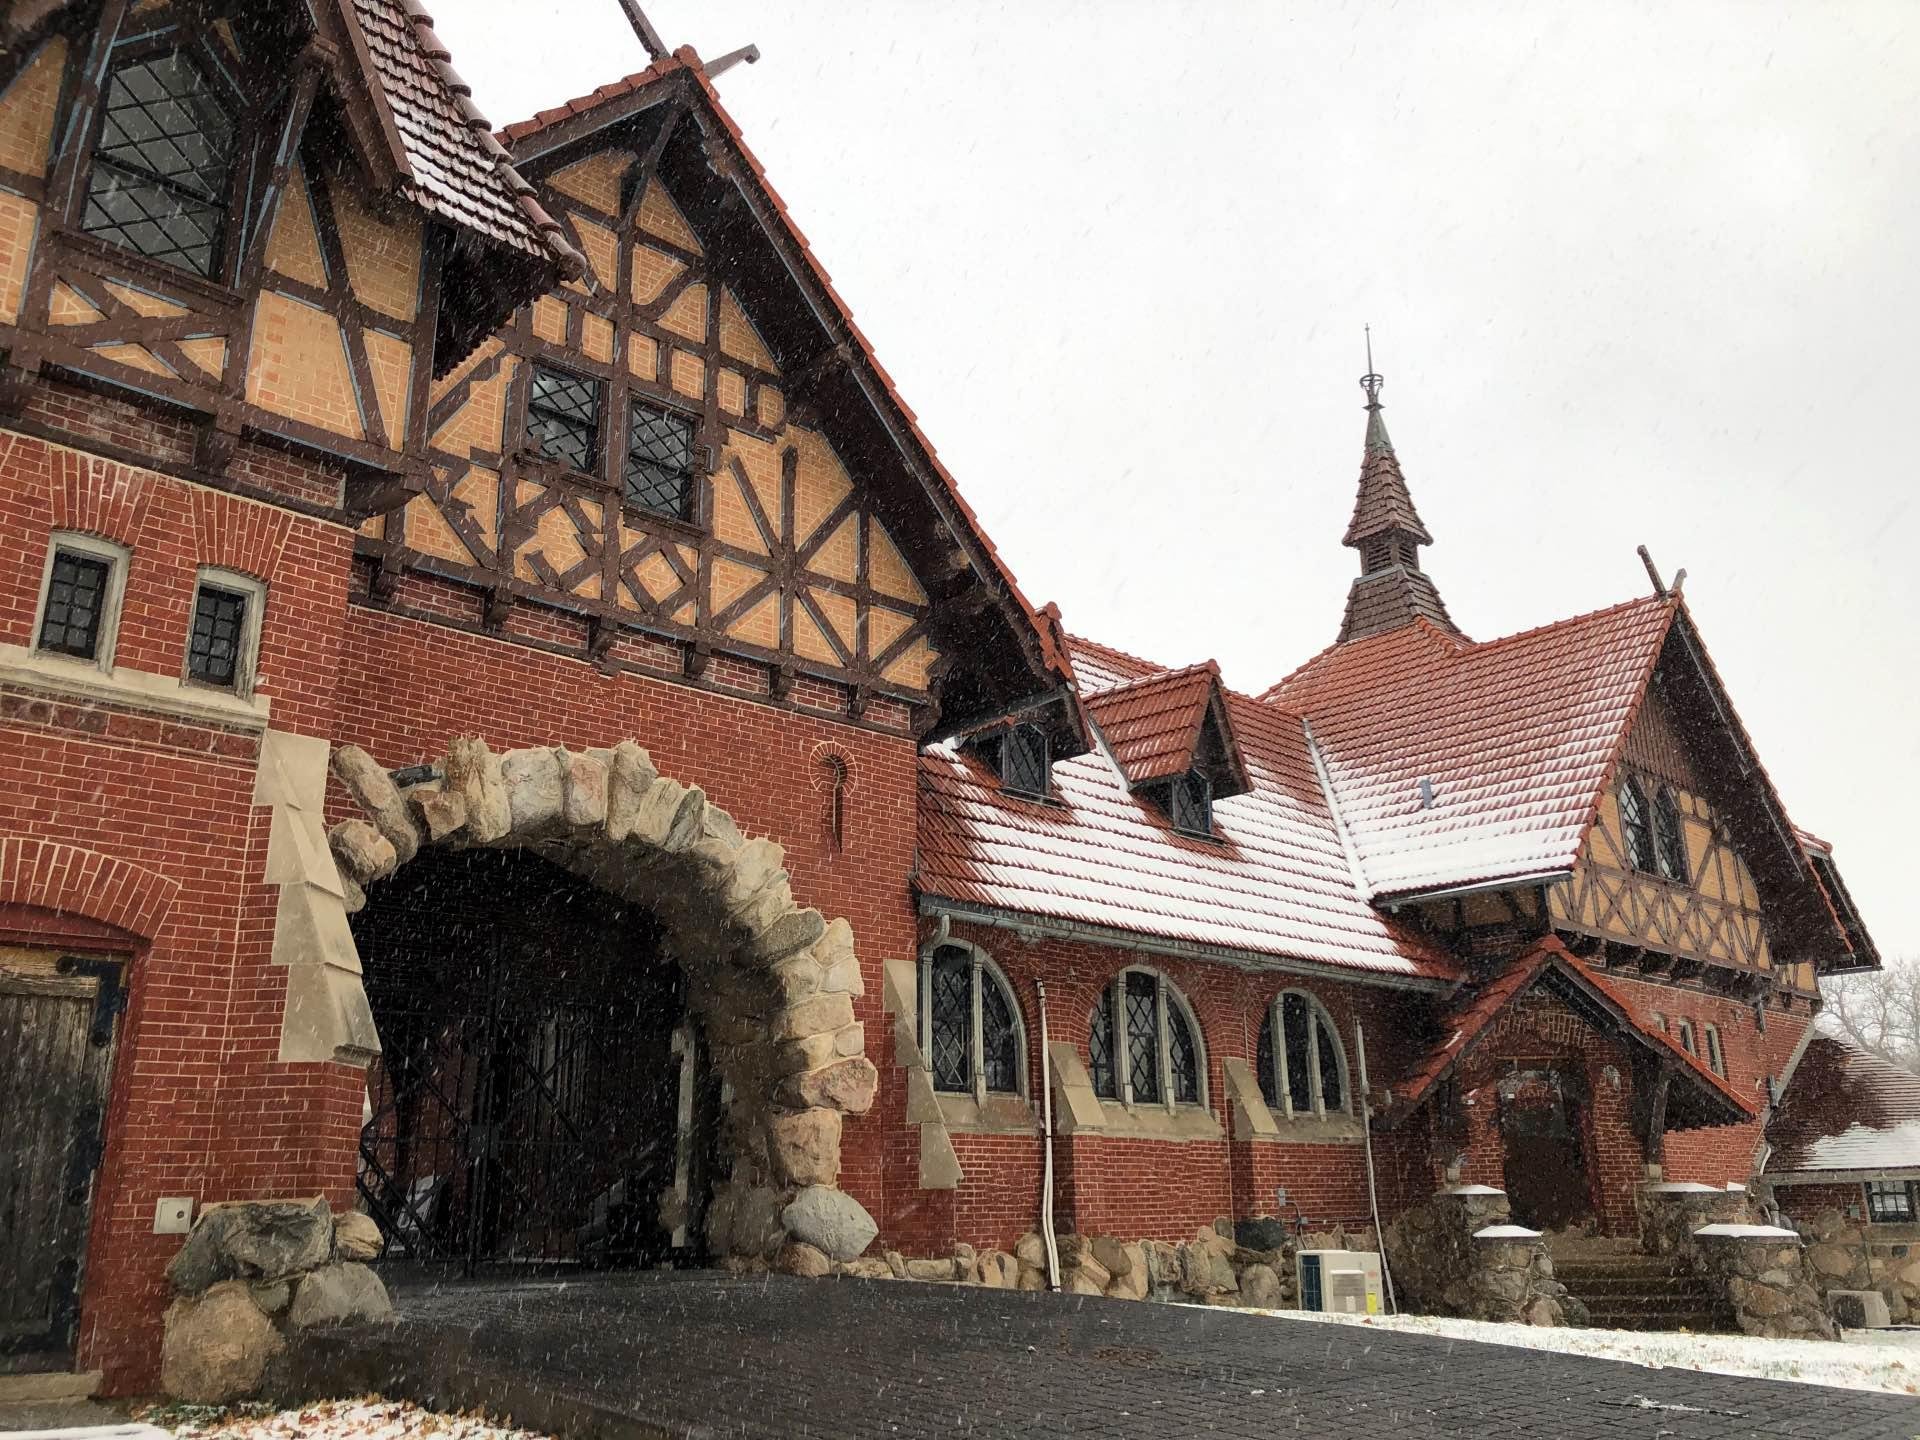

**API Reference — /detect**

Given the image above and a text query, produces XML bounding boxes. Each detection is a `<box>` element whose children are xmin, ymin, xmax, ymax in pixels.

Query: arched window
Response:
<box><xmin>1619</xmin><ymin>777</ymin><xmax>1657</xmax><ymax>874</ymax></box>
<box><xmin>1087</xmin><ymin>969</ymin><xmax>1203</xmax><ymax>1107</ymax></box>
<box><xmin>1256</xmin><ymin>990</ymin><xmax>1349</xmax><ymax>1119</ymax></box>
<box><xmin>83</xmin><ymin>44</ymin><xmax>243</xmax><ymax>277</ymax></box>
<box><xmin>1651</xmin><ymin>1011</ymin><xmax>1668</xmax><ymax>1033</ymax></box>
<box><xmin>1676</xmin><ymin>1019</ymin><xmax>1697</xmax><ymax>1056</ymax></box>
<box><xmin>1653</xmin><ymin>786</ymin><xmax>1688</xmax><ymax>883</ymax></box>
<box><xmin>918</xmin><ymin>942</ymin><xmax>1024</xmax><ymax>1099</ymax></box>
<box><xmin>1703</xmin><ymin>1024</ymin><xmax>1725</xmax><ymax>1078</ymax></box>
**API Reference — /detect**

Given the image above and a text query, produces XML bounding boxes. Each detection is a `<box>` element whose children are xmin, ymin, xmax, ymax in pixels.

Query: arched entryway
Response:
<box><xmin>352</xmin><ymin>848</ymin><xmax>722</xmax><ymax>1269</ymax></box>
<box><xmin>326</xmin><ymin>735</ymin><xmax>877</xmax><ymax>1271</ymax></box>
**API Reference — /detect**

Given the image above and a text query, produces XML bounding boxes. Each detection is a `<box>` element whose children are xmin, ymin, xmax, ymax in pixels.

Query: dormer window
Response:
<box><xmin>1168</xmin><ymin>769</ymin><xmax>1212</xmax><ymax>837</ymax></box>
<box><xmin>999</xmin><ymin>724</ymin><xmax>1049</xmax><ymax>798</ymax></box>
<box><xmin>83</xmin><ymin>47</ymin><xmax>240</xmax><ymax>278</ymax></box>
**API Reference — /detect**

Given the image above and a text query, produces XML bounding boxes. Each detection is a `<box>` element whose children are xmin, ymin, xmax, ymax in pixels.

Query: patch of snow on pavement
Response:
<box><xmin>147</xmin><ymin>1398</ymin><xmax>554</xmax><ymax>1440</ymax></box>
<box><xmin>1251</xmin><ymin>1308</ymin><xmax>1920</xmax><ymax>1396</ymax></box>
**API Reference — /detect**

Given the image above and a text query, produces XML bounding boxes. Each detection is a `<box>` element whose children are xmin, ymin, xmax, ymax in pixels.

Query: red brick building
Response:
<box><xmin>0</xmin><ymin>0</ymin><xmax>1884</xmax><ymax>1393</ymax></box>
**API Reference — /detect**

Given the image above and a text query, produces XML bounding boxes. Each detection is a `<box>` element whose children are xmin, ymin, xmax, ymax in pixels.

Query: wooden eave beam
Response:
<box><xmin>507</xmin><ymin>82</ymin><xmax>684</xmax><ymax>171</ymax></box>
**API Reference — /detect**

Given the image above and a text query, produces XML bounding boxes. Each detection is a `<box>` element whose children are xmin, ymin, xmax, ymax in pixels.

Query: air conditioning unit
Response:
<box><xmin>1296</xmin><ymin>1249</ymin><xmax>1384</xmax><ymax>1315</ymax></box>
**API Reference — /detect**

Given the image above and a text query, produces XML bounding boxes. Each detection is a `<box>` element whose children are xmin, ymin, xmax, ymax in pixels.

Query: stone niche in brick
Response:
<box><xmin>323</xmin><ymin>732</ymin><xmax>876</xmax><ymax>1261</ymax></box>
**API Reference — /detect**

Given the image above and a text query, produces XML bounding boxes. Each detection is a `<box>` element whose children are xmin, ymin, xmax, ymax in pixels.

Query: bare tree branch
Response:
<box><xmin>1822</xmin><ymin>955</ymin><xmax>1920</xmax><ymax>1073</ymax></box>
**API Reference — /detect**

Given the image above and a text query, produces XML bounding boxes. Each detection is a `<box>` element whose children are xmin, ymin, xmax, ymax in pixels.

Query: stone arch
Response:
<box><xmin>325</xmin><ymin>733</ymin><xmax>875</xmax><ymax>1262</ymax></box>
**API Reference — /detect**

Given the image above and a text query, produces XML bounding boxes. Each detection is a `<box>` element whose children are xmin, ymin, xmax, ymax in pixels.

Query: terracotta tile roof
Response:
<box><xmin>1766</xmin><ymin>1028</ymin><xmax>1920</xmax><ymax>1176</ymax></box>
<box><xmin>364</xmin><ymin>0</ymin><xmax>584</xmax><ymax>270</ymax></box>
<box><xmin>1084</xmin><ymin>661</ymin><xmax>1224</xmax><ymax>786</ymax></box>
<box><xmin>1387</xmin><ymin>937</ymin><xmax>1756</xmax><ymax>1126</ymax></box>
<box><xmin>493</xmin><ymin>51</ymin><xmax>1073</xmax><ymax>693</ymax></box>
<box><xmin>917</xmin><ymin>641</ymin><xmax>1459</xmax><ymax>983</ymax></box>
<box><xmin>1269</xmin><ymin>594</ymin><xmax>1679</xmax><ymax>900</ymax></box>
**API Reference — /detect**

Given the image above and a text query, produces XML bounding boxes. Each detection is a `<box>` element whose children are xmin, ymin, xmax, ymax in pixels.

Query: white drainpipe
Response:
<box><xmin>1037</xmin><ymin>977</ymin><xmax>1062</xmax><ymax>1291</ymax></box>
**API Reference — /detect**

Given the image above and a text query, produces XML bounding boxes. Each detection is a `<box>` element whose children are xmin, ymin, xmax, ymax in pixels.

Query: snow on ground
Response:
<box><xmin>138</xmin><ymin>1398</ymin><xmax>554</xmax><ymax>1440</ymax></box>
<box><xmin>1249</xmin><ymin>1307</ymin><xmax>1920</xmax><ymax>1396</ymax></box>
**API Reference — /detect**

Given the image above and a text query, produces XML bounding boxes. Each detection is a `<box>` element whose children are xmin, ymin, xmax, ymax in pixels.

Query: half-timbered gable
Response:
<box><xmin>355</xmin><ymin>54</ymin><xmax>1077</xmax><ymax>743</ymax></box>
<box><xmin>0</xmin><ymin>0</ymin><xmax>577</xmax><ymax>510</ymax></box>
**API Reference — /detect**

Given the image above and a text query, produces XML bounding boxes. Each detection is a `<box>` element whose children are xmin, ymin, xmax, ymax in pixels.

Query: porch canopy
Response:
<box><xmin>1381</xmin><ymin>936</ymin><xmax>1757</xmax><ymax>1134</ymax></box>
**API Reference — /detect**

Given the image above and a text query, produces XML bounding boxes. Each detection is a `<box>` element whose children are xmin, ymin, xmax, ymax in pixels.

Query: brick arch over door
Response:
<box><xmin>325</xmin><ymin>733</ymin><xmax>875</xmax><ymax>1261</ymax></box>
<box><xmin>0</xmin><ymin>838</ymin><xmax>180</xmax><ymax>940</ymax></box>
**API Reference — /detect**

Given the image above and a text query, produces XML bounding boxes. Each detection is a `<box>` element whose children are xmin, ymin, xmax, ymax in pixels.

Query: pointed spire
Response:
<box><xmin>1336</xmin><ymin>335</ymin><xmax>1461</xmax><ymax>643</ymax></box>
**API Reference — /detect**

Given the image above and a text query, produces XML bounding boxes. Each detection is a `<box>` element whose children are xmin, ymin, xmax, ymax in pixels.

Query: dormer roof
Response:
<box><xmin>1083</xmin><ymin>660</ymin><xmax>1248</xmax><ymax>798</ymax></box>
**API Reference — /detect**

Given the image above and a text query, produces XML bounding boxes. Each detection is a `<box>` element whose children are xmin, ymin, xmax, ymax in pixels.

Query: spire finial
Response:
<box><xmin>1359</xmin><ymin>324</ymin><xmax>1384</xmax><ymax>410</ymax></box>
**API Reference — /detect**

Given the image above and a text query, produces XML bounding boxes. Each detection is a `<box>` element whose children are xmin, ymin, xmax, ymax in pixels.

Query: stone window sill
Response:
<box><xmin>1077</xmin><ymin>1100</ymin><xmax>1224</xmax><ymax>1143</ymax></box>
<box><xmin>1247</xmin><ymin>1114</ymin><xmax>1365</xmax><ymax>1145</ymax></box>
<box><xmin>0</xmin><ymin>643</ymin><xmax>271</xmax><ymax>730</ymax></box>
<box><xmin>935</xmin><ymin>1091</ymin><xmax>1037</xmax><ymax>1135</ymax></box>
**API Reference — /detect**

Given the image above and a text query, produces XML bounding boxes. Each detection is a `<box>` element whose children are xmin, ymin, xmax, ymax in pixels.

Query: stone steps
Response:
<box><xmin>1550</xmin><ymin>1250</ymin><xmax>1736</xmax><ymax>1333</ymax></box>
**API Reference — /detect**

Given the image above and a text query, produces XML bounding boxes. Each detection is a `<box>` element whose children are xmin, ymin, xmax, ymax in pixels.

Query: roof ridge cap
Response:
<box><xmin>1459</xmin><ymin>591</ymin><xmax>1674</xmax><ymax>659</ymax></box>
<box><xmin>494</xmin><ymin>57</ymin><xmax>686</xmax><ymax>144</ymax></box>
<box><xmin>1065</xmin><ymin>631</ymin><xmax>1174</xmax><ymax>676</ymax></box>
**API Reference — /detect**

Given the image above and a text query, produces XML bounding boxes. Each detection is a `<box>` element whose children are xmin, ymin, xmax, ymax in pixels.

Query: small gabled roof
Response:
<box><xmin>1766</xmin><ymin>1025</ymin><xmax>1920</xmax><ymax>1178</ymax></box>
<box><xmin>1083</xmin><ymin>660</ymin><xmax>1248</xmax><ymax>796</ymax></box>
<box><xmin>1385</xmin><ymin>936</ymin><xmax>1757</xmax><ymax>1130</ymax></box>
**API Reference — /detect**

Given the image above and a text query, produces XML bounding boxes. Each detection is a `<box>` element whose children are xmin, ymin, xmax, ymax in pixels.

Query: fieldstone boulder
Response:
<box><xmin>841</xmin><ymin>1257</ymin><xmax>893</xmax><ymax>1280</ymax></box>
<box><xmin>328</xmin><ymin>819</ymin><xmax>396</xmax><ymax>885</ymax></box>
<box><xmin>332</xmin><ymin>1211</ymin><xmax>383</xmax><ymax>1262</ymax></box>
<box><xmin>161</xmin><ymin>1281</ymin><xmax>284</xmax><ymax>1403</ymax></box>
<box><xmin>781</xmin><ymin>1185</ymin><xmax>878</xmax><ymax>1262</ymax></box>
<box><xmin>1808</xmin><ymin>1243</ymin><xmax>1857</xmax><ymax>1279</ymax></box>
<box><xmin>775</xmin><ymin>1241</ymin><xmax>833</xmax><ymax>1278</ymax></box>
<box><xmin>1239</xmin><ymin>1263</ymin><xmax>1284</xmax><ymax>1309</ymax></box>
<box><xmin>501</xmin><ymin>746</ymin><xmax>566</xmax><ymax>831</ymax></box>
<box><xmin>286</xmin><ymin>1262</ymin><xmax>392</xmax><ymax>1329</ymax></box>
<box><xmin>777</xmin><ymin>1057</ymin><xmax>878</xmax><ymax>1113</ymax></box>
<box><xmin>1014</xmin><ymin>1232</ymin><xmax>1047</xmax><ymax>1268</ymax></box>
<box><xmin>329</xmin><ymin>746</ymin><xmax>421</xmax><ymax>864</ymax></box>
<box><xmin>1091</xmin><ymin>1235</ymin><xmax>1133</xmax><ymax>1278</ymax></box>
<box><xmin>977</xmin><ymin>1250</ymin><xmax>1020</xmax><ymax>1289</ymax></box>
<box><xmin>168</xmin><ymin>1198</ymin><xmax>333</xmax><ymax>1294</ymax></box>
<box><xmin>1235</xmin><ymin>1217</ymin><xmax>1292</xmax><ymax>1251</ymax></box>
<box><xmin>906</xmin><ymin>1257</ymin><xmax>958</xmax><ymax>1282</ymax></box>
<box><xmin>769</xmin><ymin>1109</ymin><xmax>842</xmax><ymax>1187</ymax></box>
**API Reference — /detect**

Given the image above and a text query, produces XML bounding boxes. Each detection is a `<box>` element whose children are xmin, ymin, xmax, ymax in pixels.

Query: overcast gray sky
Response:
<box><xmin>432</xmin><ymin>0</ymin><xmax>1918</xmax><ymax>958</ymax></box>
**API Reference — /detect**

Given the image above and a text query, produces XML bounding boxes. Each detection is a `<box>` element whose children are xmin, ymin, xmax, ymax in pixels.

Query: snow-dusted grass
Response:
<box><xmin>137</xmin><ymin>1398</ymin><xmax>554</xmax><ymax>1440</ymax></box>
<box><xmin>1249</xmin><ymin>1307</ymin><xmax>1920</xmax><ymax>1396</ymax></box>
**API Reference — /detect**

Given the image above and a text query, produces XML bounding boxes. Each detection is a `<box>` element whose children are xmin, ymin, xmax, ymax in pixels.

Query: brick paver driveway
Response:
<box><xmin>285</xmin><ymin>1271</ymin><xmax>1920</xmax><ymax>1439</ymax></box>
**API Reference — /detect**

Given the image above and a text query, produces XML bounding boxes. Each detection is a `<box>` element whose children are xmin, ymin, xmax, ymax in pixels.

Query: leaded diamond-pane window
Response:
<box><xmin>921</xmin><ymin>945</ymin><xmax>1022</xmax><ymax>1097</ymax></box>
<box><xmin>927</xmin><ymin>947</ymin><xmax>970</xmax><ymax>1093</ymax></box>
<box><xmin>981</xmin><ymin>977</ymin><xmax>1018</xmax><ymax>1093</ymax></box>
<box><xmin>1653</xmin><ymin>786</ymin><xmax>1688</xmax><ymax>883</ymax></box>
<box><xmin>1167</xmin><ymin>1001</ymin><xmax>1199</xmax><ymax>1104</ymax></box>
<box><xmin>1088</xmin><ymin>996</ymin><xmax>1115</xmax><ymax>1099</ymax></box>
<box><xmin>625</xmin><ymin>402</ymin><xmax>695</xmax><ymax>518</ymax></box>
<box><xmin>38</xmin><ymin>550</ymin><xmax>111</xmax><ymax>659</ymax></box>
<box><xmin>1000</xmin><ymin>724</ymin><xmax>1049</xmax><ymax>797</ymax></box>
<box><xmin>1620</xmin><ymin>777</ymin><xmax>1657</xmax><ymax>874</ymax></box>
<box><xmin>83</xmin><ymin>50</ymin><xmax>236</xmax><ymax>277</ymax></box>
<box><xmin>187</xmin><ymin>583</ymin><xmax>247</xmax><ymax>688</ymax></box>
<box><xmin>1256</xmin><ymin>1009</ymin><xmax>1277</xmax><ymax>1108</ymax></box>
<box><xmin>1315</xmin><ymin>1015</ymin><xmax>1344</xmax><ymax>1111</ymax></box>
<box><xmin>1125</xmin><ymin>971</ymin><xmax>1161</xmax><ymax>1104</ymax></box>
<box><xmin>527</xmin><ymin>366</ymin><xmax>601</xmax><ymax>471</ymax></box>
<box><xmin>1282</xmin><ymin>992</ymin><xmax>1313</xmax><ymax>1113</ymax></box>
<box><xmin>1170</xmin><ymin>770</ymin><xmax>1213</xmax><ymax>836</ymax></box>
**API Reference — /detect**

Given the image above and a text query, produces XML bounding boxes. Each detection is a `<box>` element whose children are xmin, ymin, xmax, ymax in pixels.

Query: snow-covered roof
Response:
<box><xmin>1266</xmin><ymin>595</ymin><xmax>1677</xmax><ymax>900</ymax></box>
<box><xmin>1767</xmin><ymin>1030</ymin><xmax>1920</xmax><ymax>1177</ymax></box>
<box><xmin>917</xmin><ymin>641</ymin><xmax>1458</xmax><ymax>982</ymax></box>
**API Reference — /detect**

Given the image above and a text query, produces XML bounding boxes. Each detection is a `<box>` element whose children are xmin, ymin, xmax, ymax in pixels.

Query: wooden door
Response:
<box><xmin>1498</xmin><ymin>1068</ymin><xmax>1594</xmax><ymax>1232</ymax></box>
<box><xmin>0</xmin><ymin>946</ymin><xmax>125</xmax><ymax>1372</ymax></box>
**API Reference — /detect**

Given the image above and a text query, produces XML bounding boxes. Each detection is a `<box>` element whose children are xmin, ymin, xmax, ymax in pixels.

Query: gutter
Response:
<box><xmin>916</xmin><ymin>895</ymin><xmax>1453</xmax><ymax>995</ymax></box>
<box><xmin>1378</xmin><ymin>871</ymin><xmax>1572</xmax><ymax>908</ymax></box>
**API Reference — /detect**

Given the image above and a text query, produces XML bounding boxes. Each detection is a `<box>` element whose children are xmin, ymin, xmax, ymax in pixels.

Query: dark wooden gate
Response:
<box><xmin>1498</xmin><ymin>1067</ymin><xmax>1595</xmax><ymax>1232</ymax></box>
<box><xmin>0</xmin><ymin>946</ymin><xmax>125</xmax><ymax>1372</ymax></box>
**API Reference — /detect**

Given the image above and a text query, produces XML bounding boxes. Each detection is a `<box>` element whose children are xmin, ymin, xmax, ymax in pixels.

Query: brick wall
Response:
<box><xmin>0</xmin><ymin>425</ymin><xmax>356</xmax><ymax>1391</ymax></box>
